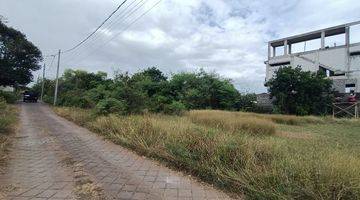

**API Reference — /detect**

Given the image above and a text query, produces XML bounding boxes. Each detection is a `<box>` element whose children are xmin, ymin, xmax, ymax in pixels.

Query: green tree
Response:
<box><xmin>266</xmin><ymin>66</ymin><xmax>333</xmax><ymax>115</ymax></box>
<box><xmin>0</xmin><ymin>20</ymin><xmax>42</xmax><ymax>87</ymax></box>
<box><xmin>168</xmin><ymin>70</ymin><xmax>240</xmax><ymax>110</ymax></box>
<box><xmin>32</xmin><ymin>67</ymin><xmax>248</xmax><ymax>115</ymax></box>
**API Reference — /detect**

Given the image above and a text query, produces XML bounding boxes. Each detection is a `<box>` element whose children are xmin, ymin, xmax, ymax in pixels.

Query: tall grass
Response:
<box><xmin>0</xmin><ymin>98</ymin><xmax>18</xmax><ymax>170</ymax></box>
<box><xmin>187</xmin><ymin>110</ymin><xmax>276</xmax><ymax>135</ymax></box>
<box><xmin>54</xmin><ymin>107</ymin><xmax>360</xmax><ymax>199</ymax></box>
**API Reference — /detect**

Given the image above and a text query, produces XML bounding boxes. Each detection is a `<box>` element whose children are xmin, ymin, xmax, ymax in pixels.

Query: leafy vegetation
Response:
<box><xmin>54</xmin><ymin>107</ymin><xmax>360</xmax><ymax>199</ymax></box>
<box><xmin>266</xmin><ymin>66</ymin><xmax>333</xmax><ymax>115</ymax></box>
<box><xmin>0</xmin><ymin>19</ymin><xmax>42</xmax><ymax>87</ymax></box>
<box><xmin>32</xmin><ymin>68</ymin><xmax>256</xmax><ymax>114</ymax></box>
<box><xmin>0</xmin><ymin>91</ymin><xmax>19</xmax><ymax>104</ymax></box>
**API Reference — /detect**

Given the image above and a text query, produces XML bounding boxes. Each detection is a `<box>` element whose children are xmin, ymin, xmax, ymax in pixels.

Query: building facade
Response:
<box><xmin>265</xmin><ymin>21</ymin><xmax>360</xmax><ymax>93</ymax></box>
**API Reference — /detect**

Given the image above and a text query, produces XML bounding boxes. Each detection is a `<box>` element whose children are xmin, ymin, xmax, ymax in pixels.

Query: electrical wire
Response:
<box><xmin>61</xmin><ymin>0</ymin><xmax>128</xmax><ymax>54</ymax></box>
<box><xmin>65</xmin><ymin>0</ymin><xmax>162</xmax><ymax>65</ymax></box>
<box><xmin>47</xmin><ymin>55</ymin><xmax>56</xmax><ymax>71</ymax></box>
<box><xmin>62</xmin><ymin>0</ymin><xmax>146</xmax><ymax>64</ymax></box>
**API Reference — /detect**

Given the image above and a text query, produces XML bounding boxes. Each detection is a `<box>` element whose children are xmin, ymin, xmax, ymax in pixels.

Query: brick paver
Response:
<box><xmin>0</xmin><ymin>103</ymin><xmax>238</xmax><ymax>200</ymax></box>
<box><xmin>0</xmin><ymin>103</ymin><xmax>75</xmax><ymax>200</ymax></box>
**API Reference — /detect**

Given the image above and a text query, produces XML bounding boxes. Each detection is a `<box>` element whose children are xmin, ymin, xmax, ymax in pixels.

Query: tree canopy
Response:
<box><xmin>0</xmin><ymin>20</ymin><xmax>42</xmax><ymax>87</ymax></box>
<box><xmin>33</xmin><ymin>67</ymin><xmax>256</xmax><ymax>115</ymax></box>
<box><xmin>266</xmin><ymin>66</ymin><xmax>333</xmax><ymax>115</ymax></box>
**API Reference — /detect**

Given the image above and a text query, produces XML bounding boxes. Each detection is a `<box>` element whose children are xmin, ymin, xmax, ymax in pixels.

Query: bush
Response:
<box><xmin>0</xmin><ymin>91</ymin><xmax>19</xmax><ymax>104</ymax></box>
<box><xmin>42</xmin><ymin>95</ymin><xmax>53</xmax><ymax>104</ymax></box>
<box><xmin>163</xmin><ymin>101</ymin><xmax>186</xmax><ymax>115</ymax></box>
<box><xmin>95</xmin><ymin>98</ymin><xmax>127</xmax><ymax>115</ymax></box>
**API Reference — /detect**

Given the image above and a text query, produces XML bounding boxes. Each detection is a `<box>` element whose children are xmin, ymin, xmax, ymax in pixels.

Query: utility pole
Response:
<box><xmin>41</xmin><ymin>63</ymin><xmax>46</xmax><ymax>102</ymax></box>
<box><xmin>53</xmin><ymin>49</ymin><xmax>61</xmax><ymax>106</ymax></box>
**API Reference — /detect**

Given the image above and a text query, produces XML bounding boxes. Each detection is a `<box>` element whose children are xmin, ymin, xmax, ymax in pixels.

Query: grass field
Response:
<box><xmin>0</xmin><ymin>98</ymin><xmax>18</xmax><ymax>172</ymax></box>
<box><xmin>53</xmin><ymin>107</ymin><xmax>360</xmax><ymax>199</ymax></box>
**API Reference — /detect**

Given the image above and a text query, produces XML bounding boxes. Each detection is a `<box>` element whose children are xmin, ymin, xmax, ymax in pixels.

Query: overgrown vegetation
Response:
<box><xmin>54</xmin><ymin>107</ymin><xmax>360</xmax><ymax>199</ymax></box>
<box><xmin>0</xmin><ymin>91</ymin><xmax>19</xmax><ymax>104</ymax></box>
<box><xmin>0</xmin><ymin>97</ymin><xmax>18</xmax><ymax>171</ymax></box>
<box><xmin>32</xmin><ymin>68</ymin><xmax>257</xmax><ymax>114</ymax></box>
<box><xmin>266</xmin><ymin>66</ymin><xmax>333</xmax><ymax>115</ymax></box>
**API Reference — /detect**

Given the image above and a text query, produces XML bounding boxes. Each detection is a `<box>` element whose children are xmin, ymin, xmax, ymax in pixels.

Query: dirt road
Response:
<box><xmin>0</xmin><ymin>103</ymin><xmax>235</xmax><ymax>200</ymax></box>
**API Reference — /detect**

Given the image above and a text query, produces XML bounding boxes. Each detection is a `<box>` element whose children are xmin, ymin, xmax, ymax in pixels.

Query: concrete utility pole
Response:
<box><xmin>41</xmin><ymin>63</ymin><xmax>46</xmax><ymax>101</ymax></box>
<box><xmin>53</xmin><ymin>49</ymin><xmax>61</xmax><ymax>106</ymax></box>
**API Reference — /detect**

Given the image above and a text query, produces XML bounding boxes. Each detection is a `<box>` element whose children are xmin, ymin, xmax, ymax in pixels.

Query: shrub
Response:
<box><xmin>58</xmin><ymin>91</ymin><xmax>94</xmax><ymax>108</ymax></box>
<box><xmin>42</xmin><ymin>95</ymin><xmax>53</xmax><ymax>104</ymax></box>
<box><xmin>95</xmin><ymin>98</ymin><xmax>127</xmax><ymax>115</ymax></box>
<box><xmin>0</xmin><ymin>91</ymin><xmax>19</xmax><ymax>104</ymax></box>
<box><xmin>163</xmin><ymin>101</ymin><xmax>186</xmax><ymax>115</ymax></box>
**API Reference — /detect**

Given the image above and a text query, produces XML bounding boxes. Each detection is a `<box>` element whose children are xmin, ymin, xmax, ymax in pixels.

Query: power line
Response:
<box><xmin>62</xmin><ymin>0</ymin><xmax>145</xmax><ymax>64</ymax></box>
<box><xmin>65</xmin><ymin>0</ymin><xmax>162</xmax><ymax>65</ymax></box>
<box><xmin>44</xmin><ymin>53</ymin><xmax>57</xmax><ymax>58</ymax></box>
<box><xmin>61</xmin><ymin>0</ymin><xmax>128</xmax><ymax>54</ymax></box>
<box><xmin>46</xmin><ymin>54</ymin><xmax>56</xmax><ymax>72</ymax></box>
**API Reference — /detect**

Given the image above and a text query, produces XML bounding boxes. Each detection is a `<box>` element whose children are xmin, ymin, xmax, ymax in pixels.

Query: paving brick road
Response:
<box><xmin>0</xmin><ymin>103</ymin><xmax>237</xmax><ymax>200</ymax></box>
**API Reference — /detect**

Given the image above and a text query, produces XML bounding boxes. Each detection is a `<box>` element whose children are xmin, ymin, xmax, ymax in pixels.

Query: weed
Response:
<box><xmin>54</xmin><ymin>107</ymin><xmax>360</xmax><ymax>199</ymax></box>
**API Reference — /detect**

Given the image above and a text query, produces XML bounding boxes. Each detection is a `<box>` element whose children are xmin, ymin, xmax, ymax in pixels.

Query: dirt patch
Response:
<box><xmin>276</xmin><ymin>131</ymin><xmax>313</xmax><ymax>139</ymax></box>
<box><xmin>61</xmin><ymin>156</ymin><xmax>106</xmax><ymax>200</ymax></box>
<box><xmin>60</xmin><ymin>156</ymin><xmax>76</xmax><ymax>167</ymax></box>
<box><xmin>73</xmin><ymin>163</ymin><xmax>106</xmax><ymax>200</ymax></box>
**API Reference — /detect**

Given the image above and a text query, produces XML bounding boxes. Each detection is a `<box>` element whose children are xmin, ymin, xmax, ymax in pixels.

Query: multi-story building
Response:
<box><xmin>265</xmin><ymin>21</ymin><xmax>360</xmax><ymax>93</ymax></box>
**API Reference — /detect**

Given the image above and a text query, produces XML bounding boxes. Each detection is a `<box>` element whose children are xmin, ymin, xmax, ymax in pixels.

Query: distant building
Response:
<box><xmin>0</xmin><ymin>86</ymin><xmax>14</xmax><ymax>92</ymax></box>
<box><xmin>256</xmin><ymin>93</ymin><xmax>273</xmax><ymax>110</ymax></box>
<box><xmin>265</xmin><ymin>21</ymin><xmax>360</xmax><ymax>93</ymax></box>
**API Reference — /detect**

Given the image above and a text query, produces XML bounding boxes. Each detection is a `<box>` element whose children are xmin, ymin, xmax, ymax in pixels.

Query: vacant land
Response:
<box><xmin>54</xmin><ymin>108</ymin><xmax>360</xmax><ymax>199</ymax></box>
<box><xmin>0</xmin><ymin>98</ymin><xmax>18</xmax><ymax>172</ymax></box>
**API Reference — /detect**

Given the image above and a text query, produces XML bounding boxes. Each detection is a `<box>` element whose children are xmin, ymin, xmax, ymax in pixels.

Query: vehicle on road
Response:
<box><xmin>23</xmin><ymin>91</ymin><xmax>38</xmax><ymax>103</ymax></box>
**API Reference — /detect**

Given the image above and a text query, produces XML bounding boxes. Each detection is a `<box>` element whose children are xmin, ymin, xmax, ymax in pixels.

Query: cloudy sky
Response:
<box><xmin>1</xmin><ymin>0</ymin><xmax>360</xmax><ymax>93</ymax></box>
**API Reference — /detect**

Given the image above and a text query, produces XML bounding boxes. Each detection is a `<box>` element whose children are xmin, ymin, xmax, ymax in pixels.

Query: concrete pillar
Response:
<box><xmin>268</xmin><ymin>43</ymin><xmax>271</xmax><ymax>59</ymax></box>
<box><xmin>345</xmin><ymin>26</ymin><xmax>351</xmax><ymax>74</ymax></box>
<box><xmin>321</xmin><ymin>31</ymin><xmax>325</xmax><ymax>49</ymax></box>
<box><xmin>288</xmin><ymin>44</ymin><xmax>292</xmax><ymax>54</ymax></box>
<box><xmin>273</xmin><ymin>46</ymin><xmax>276</xmax><ymax>57</ymax></box>
<box><xmin>284</xmin><ymin>40</ymin><xmax>288</xmax><ymax>55</ymax></box>
<box><xmin>345</xmin><ymin>26</ymin><xmax>350</xmax><ymax>46</ymax></box>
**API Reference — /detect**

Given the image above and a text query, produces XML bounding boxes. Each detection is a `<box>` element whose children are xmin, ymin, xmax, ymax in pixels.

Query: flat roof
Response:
<box><xmin>270</xmin><ymin>20</ymin><xmax>360</xmax><ymax>47</ymax></box>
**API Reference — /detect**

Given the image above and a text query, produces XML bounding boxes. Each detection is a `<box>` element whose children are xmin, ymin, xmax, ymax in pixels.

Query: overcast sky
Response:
<box><xmin>1</xmin><ymin>0</ymin><xmax>360</xmax><ymax>93</ymax></box>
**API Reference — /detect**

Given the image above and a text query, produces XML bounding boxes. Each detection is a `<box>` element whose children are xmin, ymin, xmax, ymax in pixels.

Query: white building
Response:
<box><xmin>265</xmin><ymin>21</ymin><xmax>360</xmax><ymax>93</ymax></box>
<box><xmin>0</xmin><ymin>86</ymin><xmax>14</xmax><ymax>92</ymax></box>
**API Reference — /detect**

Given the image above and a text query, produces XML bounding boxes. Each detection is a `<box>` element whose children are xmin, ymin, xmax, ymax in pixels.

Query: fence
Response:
<box><xmin>332</xmin><ymin>102</ymin><xmax>359</xmax><ymax>118</ymax></box>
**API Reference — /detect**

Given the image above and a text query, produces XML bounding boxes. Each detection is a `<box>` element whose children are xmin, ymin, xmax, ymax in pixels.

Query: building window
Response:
<box><xmin>345</xmin><ymin>83</ymin><xmax>356</xmax><ymax>93</ymax></box>
<box><xmin>269</xmin><ymin>62</ymin><xmax>290</xmax><ymax>67</ymax></box>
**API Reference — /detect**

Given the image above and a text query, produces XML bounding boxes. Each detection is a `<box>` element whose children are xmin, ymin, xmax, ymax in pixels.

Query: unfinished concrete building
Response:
<box><xmin>265</xmin><ymin>21</ymin><xmax>360</xmax><ymax>93</ymax></box>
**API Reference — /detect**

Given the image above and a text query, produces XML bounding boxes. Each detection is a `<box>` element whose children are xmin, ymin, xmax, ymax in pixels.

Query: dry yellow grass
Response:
<box><xmin>54</xmin><ymin>107</ymin><xmax>360</xmax><ymax>199</ymax></box>
<box><xmin>0</xmin><ymin>99</ymin><xmax>18</xmax><ymax>172</ymax></box>
<box><xmin>187</xmin><ymin>110</ymin><xmax>276</xmax><ymax>135</ymax></box>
